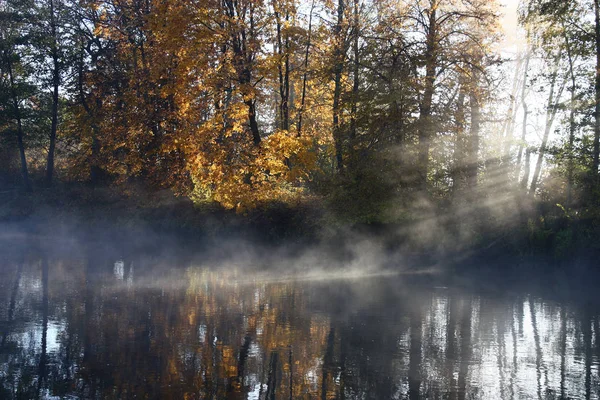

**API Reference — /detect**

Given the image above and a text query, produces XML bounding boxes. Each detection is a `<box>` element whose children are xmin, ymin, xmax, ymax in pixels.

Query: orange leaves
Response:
<box><xmin>71</xmin><ymin>0</ymin><xmax>338</xmax><ymax>206</ymax></box>
<box><xmin>186</xmin><ymin>129</ymin><xmax>316</xmax><ymax>212</ymax></box>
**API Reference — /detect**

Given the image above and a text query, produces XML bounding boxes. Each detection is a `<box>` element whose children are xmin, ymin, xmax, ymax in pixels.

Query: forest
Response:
<box><xmin>3</xmin><ymin>2</ymin><xmax>600</xmax><ymax>399</ymax></box>
<box><xmin>1</xmin><ymin>0</ymin><xmax>600</xmax><ymax>257</ymax></box>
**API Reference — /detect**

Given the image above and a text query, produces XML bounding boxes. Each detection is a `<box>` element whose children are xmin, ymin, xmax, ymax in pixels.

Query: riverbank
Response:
<box><xmin>1</xmin><ymin>183</ymin><xmax>599</xmax><ymax>270</ymax></box>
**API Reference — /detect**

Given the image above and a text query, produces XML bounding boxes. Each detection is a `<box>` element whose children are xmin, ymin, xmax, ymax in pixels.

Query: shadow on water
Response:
<box><xmin>1</xmin><ymin>226</ymin><xmax>600</xmax><ymax>399</ymax></box>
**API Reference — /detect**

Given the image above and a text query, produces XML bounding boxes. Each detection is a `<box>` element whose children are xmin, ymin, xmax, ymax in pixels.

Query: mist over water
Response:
<box><xmin>0</xmin><ymin>225</ymin><xmax>598</xmax><ymax>400</ymax></box>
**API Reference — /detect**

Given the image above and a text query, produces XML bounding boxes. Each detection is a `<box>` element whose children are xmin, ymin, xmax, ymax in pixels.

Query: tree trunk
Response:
<box><xmin>417</xmin><ymin>3</ymin><xmax>437</xmax><ymax>189</ymax></box>
<box><xmin>349</xmin><ymin>0</ymin><xmax>360</xmax><ymax>142</ymax></box>
<box><xmin>224</xmin><ymin>0</ymin><xmax>261</xmax><ymax>145</ymax></box>
<box><xmin>46</xmin><ymin>0</ymin><xmax>60</xmax><ymax>186</ymax></box>
<box><xmin>594</xmin><ymin>0</ymin><xmax>600</xmax><ymax>186</ymax></box>
<box><xmin>246</xmin><ymin>98</ymin><xmax>261</xmax><ymax>145</ymax></box>
<box><xmin>517</xmin><ymin>50</ymin><xmax>531</xmax><ymax>170</ymax></box>
<box><xmin>90</xmin><ymin>117</ymin><xmax>101</xmax><ymax>182</ymax></box>
<box><xmin>502</xmin><ymin>54</ymin><xmax>524</xmax><ymax>163</ymax></box>
<box><xmin>453</xmin><ymin>88</ymin><xmax>466</xmax><ymax>193</ymax></box>
<box><xmin>467</xmin><ymin>72</ymin><xmax>481</xmax><ymax>189</ymax></box>
<box><xmin>6</xmin><ymin>51</ymin><xmax>32</xmax><ymax>192</ymax></box>
<box><xmin>565</xmin><ymin>32</ymin><xmax>577</xmax><ymax>207</ymax></box>
<box><xmin>530</xmin><ymin>49</ymin><xmax>566</xmax><ymax>195</ymax></box>
<box><xmin>332</xmin><ymin>0</ymin><xmax>345</xmax><ymax>172</ymax></box>
<box><xmin>297</xmin><ymin>0</ymin><xmax>315</xmax><ymax>137</ymax></box>
<box><xmin>77</xmin><ymin>40</ymin><xmax>103</xmax><ymax>184</ymax></box>
<box><xmin>522</xmin><ymin>147</ymin><xmax>531</xmax><ymax>190</ymax></box>
<box><xmin>284</xmin><ymin>12</ymin><xmax>290</xmax><ymax>131</ymax></box>
<box><xmin>275</xmin><ymin>6</ymin><xmax>289</xmax><ymax>131</ymax></box>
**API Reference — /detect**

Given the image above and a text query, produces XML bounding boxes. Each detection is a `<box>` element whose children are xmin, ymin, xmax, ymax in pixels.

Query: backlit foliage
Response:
<box><xmin>73</xmin><ymin>0</ymin><xmax>334</xmax><ymax>209</ymax></box>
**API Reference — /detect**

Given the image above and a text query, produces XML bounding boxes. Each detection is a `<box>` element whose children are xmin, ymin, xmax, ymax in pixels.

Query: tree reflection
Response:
<box><xmin>457</xmin><ymin>297</ymin><xmax>472</xmax><ymax>400</ymax></box>
<box><xmin>408</xmin><ymin>306</ymin><xmax>422</xmax><ymax>400</ymax></box>
<box><xmin>36</xmin><ymin>257</ymin><xmax>48</xmax><ymax>398</ymax></box>
<box><xmin>1</xmin><ymin>260</ymin><xmax>22</xmax><ymax>349</ymax></box>
<box><xmin>583</xmin><ymin>311</ymin><xmax>592</xmax><ymax>400</ymax></box>
<box><xmin>1</xmin><ymin>252</ymin><xmax>600</xmax><ymax>399</ymax></box>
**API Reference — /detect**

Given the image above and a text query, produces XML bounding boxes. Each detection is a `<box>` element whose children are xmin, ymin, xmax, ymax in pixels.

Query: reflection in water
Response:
<box><xmin>0</xmin><ymin>241</ymin><xmax>599</xmax><ymax>399</ymax></box>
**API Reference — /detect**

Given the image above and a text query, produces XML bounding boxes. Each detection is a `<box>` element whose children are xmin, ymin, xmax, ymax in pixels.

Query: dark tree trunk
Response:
<box><xmin>90</xmin><ymin>129</ymin><xmax>101</xmax><ymax>182</ymax></box>
<box><xmin>297</xmin><ymin>0</ymin><xmax>315</xmax><ymax>137</ymax></box>
<box><xmin>6</xmin><ymin>52</ymin><xmax>32</xmax><ymax>192</ymax></box>
<box><xmin>77</xmin><ymin>40</ymin><xmax>103</xmax><ymax>184</ymax></box>
<box><xmin>349</xmin><ymin>0</ymin><xmax>359</xmax><ymax>143</ymax></box>
<box><xmin>332</xmin><ymin>0</ymin><xmax>345</xmax><ymax>172</ymax></box>
<box><xmin>46</xmin><ymin>0</ymin><xmax>60</xmax><ymax>186</ymax></box>
<box><xmin>223</xmin><ymin>0</ymin><xmax>261</xmax><ymax>145</ymax></box>
<box><xmin>594</xmin><ymin>0</ymin><xmax>600</xmax><ymax>186</ymax></box>
<box><xmin>417</xmin><ymin>4</ymin><xmax>437</xmax><ymax>189</ymax></box>
<box><xmin>283</xmin><ymin>11</ymin><xmax>290</xmax><ymax>130</ymax></box>
<box><xmin>275</xmin><ymin>6</ymin><xmax>290</xmax><ymax>131</ymax></box>
<box><xmin>245</xmin><ymin>98</ymin><xmax>261</xmax><ymax>145</ymax></box>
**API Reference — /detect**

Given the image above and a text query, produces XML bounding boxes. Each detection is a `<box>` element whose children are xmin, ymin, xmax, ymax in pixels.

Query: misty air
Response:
<box><xmin>1</xmin><ymin>0</ymin><xmax>600</xmax><ymax>399</ymax></box>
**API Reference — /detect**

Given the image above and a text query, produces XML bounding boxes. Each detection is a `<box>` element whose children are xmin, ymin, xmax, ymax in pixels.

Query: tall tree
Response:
<box><xmin>297</xmin><ymin>0</ymin><xmax>315</xmax><ymax>137</ymax></box>
<box><xmin>332</xmin><ymin>0</ymin><xmax>346</xmax><ymax>171</ymax></box>
<box><xmin>521</xmin><ymin>0</ymin><xmax>592</xmax><ymax>201</ymax></box>
<box><xmin>408</xmin><ymin>0</ymin><xmax>498</xmax><ymax>190</ymax></box>
<box><xmin>467</xmin><ymin>67</ymin><xmax>481</xmax><ymax>189</ymax></box>
<box><xmin>3</xmin><ymin>48</ymin><xmax>32</xmax><ymax>191</ymax></box>
<box><xmin>529</xmin><ymin>47</ymin><xmax>567</xmax><ymax>195</ymax></box>
<box><xmin>222</xmin><ymin>0</ymin><xmax>264</xmax><ymax>145</ymax></box>
<box><xmin>416</xmin><ymin>0</ymin><xmax>438</xmax><ymax>189</ymax></box>
<box><xmin>594</xmin><ymin>0</ymin><xmax>600</xmax><ymax>185</ymax></box>
<box><xmin>45</xmin><ymin>0</ymin><xmax>62</xmax><ymax>186</ymax></box>
<box><xmin>273</xmin><ymin>0</ymin><xmax>292</xmax><ymax>131</ymax></box>
<box><xmin>0</xmin><ymin>0</ymin><xmax>34</xmax><ymax>191</ymax></box>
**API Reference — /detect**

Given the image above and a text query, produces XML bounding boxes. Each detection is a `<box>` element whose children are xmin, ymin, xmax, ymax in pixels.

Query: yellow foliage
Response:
<box><xmin>70</xmin><ymin>0</ymin><xmax>337</xmax><ymax>208</ymax></box>
<box><xmin>187</xmin><ymin>129</ymin><xmax>318</xmax><ymax>211</ymax></box>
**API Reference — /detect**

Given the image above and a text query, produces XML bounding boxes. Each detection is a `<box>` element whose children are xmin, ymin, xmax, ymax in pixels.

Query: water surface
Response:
<box><xmin>0</xmin><ymin>232</ymin><xmax>599</xmax><ymax>399</ymax></box>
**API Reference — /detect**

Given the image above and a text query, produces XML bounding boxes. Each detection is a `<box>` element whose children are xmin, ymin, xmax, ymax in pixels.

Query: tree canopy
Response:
<box><xmin>2</xmin><ymin>0</ymin><xmax>600</xmax><ymax>220</ymax></box>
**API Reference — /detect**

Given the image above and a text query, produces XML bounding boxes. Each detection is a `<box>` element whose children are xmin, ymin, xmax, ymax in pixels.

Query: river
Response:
<box><xmin>0</xmin><ymin>229</ymin><xmax>599</xmax><ymax>399</ymax></box>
